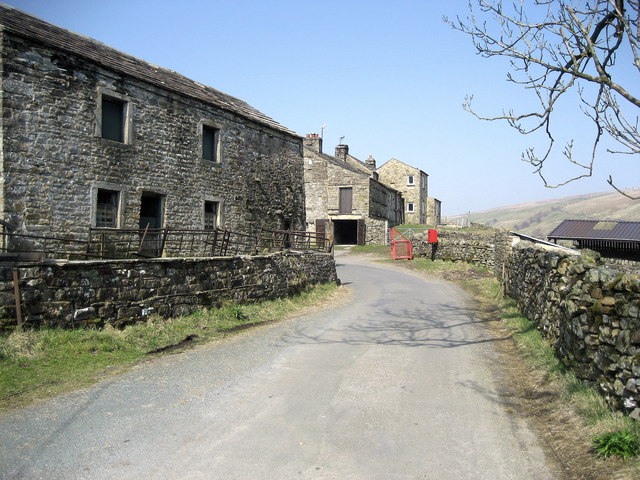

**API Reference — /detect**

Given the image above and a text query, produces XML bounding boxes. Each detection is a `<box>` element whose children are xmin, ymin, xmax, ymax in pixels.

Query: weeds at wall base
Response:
<box><xmin>593</xmin><ymin>430</ymin><xmax>640</xmax><ymax>459</ymax></box>
<box><xmin>0</xmin><ymin>283</ymin><xmax>340</xmax><ymax>411</ymax></box>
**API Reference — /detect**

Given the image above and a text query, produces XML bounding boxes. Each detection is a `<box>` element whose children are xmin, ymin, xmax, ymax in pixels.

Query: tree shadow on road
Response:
<box><xmin>282</xmin><ymin>300</ymin><xmax>511</xmax><ymax>349</ymax></box>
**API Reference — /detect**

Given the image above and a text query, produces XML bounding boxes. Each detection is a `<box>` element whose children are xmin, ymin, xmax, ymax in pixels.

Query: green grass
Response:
<box><xmin>347</xmin><ymin>244</ymin><xmax>390</xmax><ymax>255</ymax></box>
<box><xmin>0</xmin><ymin>283</ymin><xmax>338</xmax><ymax>411</ymax></box>
<box><xmin>594</xmin><ymin>430</ymin><xmax>640</xmax><ymax>458</ymax></box>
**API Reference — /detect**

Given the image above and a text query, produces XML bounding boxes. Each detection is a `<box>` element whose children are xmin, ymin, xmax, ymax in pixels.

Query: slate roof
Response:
<box><xmin>548</xmin><ymin>219</ymin><xmax>640</xmax><ymax>242</ymax></box>
<box><xmin>0</xmin><ymin>4</ymin><xmax>297</xmax><ymax>136</ymax></box>
<box><xmin>305</xmin><ymin>147</ymin><xmax>374</xmax><ymax>178</ymax></box>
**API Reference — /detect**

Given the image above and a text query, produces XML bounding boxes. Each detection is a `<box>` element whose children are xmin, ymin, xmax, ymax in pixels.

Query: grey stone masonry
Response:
<box><xmin>504</xmin><ymin>244</ymin><xmax>640</xmax><ymax>416</ymax></box>
<box><xmin>0</xmin><ymin>251</ymin><xmax>338</xmax><ymax>330</ymax></box>
<box><xmin>413</xmin><ymin>227</ymin><xmax>511</xmax><ymax>277</ymax></box>
<box><xmin>0</xmin><ymin>6</ymin><xmax>305</xmax><ymax>243</ymax></box>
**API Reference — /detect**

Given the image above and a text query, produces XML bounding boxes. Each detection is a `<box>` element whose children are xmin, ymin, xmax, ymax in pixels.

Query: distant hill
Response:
<box><xmin>447</xmin><ymin>189</ymin><xmax>640</xmax><ymax>239</ymax></box>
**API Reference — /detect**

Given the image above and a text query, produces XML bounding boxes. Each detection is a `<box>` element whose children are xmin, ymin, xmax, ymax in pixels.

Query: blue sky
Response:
<box><xmin>5</xmin><ymin>0</ymin><xmax>638</xmax><ymax>215</ymax></box>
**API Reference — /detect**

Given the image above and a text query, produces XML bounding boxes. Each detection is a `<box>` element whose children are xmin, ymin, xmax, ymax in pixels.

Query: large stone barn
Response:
<box><xmin>0</xmin><ymin>5</ymin><xmax>305</xmax><ymax>245</ymax></box>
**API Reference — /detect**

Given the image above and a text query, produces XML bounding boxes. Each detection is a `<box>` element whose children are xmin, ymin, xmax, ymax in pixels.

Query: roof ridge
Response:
<box><xmin>0</xmin><ymin>4</ymin><xmax>299</xmax><ymax>137</ymax></box>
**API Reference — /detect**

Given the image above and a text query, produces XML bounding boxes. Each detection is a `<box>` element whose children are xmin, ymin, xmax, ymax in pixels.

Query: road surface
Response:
<box><xmin>0</xmin><ymin>252</ymin><xmax>562</xmax><ymax>479</ymax></box>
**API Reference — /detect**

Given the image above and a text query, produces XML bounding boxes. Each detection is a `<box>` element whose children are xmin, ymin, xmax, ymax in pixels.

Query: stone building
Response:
<box><xmin>303</xmin><ymin>134</ymin><xmax>403</xmax><ymax>245</ymax></box>
<box><xmin>426</xmin><ymin>197</ymin><xmax>442</xmax><ymax>226</ymax></box>
<box><xmin>377</xmin><ymin>158</ymin><xmax>440</xmax><ymax>225</ymax></box>
<box><xmin>0</xmin><ymin>5</ymin><xmax>305</xmax><ymax>245</ymax></box>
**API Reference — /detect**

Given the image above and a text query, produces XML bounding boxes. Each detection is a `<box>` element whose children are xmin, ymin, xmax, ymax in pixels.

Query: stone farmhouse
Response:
<box><xmin>303</xmin><ymin>134</ymin><xmax>404</xmax><ymax>245</ymax></box>
<box><xmin>377</xmin><ymin>158</ymin><xmax>441</xmax><ymax>226</ymax></box>
<box><xmin>0</xmin><ymin>5</ymin><xmax>305</xmax><ymax>245</ymax></box>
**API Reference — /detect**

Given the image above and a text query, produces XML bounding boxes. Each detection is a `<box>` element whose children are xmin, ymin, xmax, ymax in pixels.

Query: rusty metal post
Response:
<box><xmin>138</xmin><ymin>224</ymin><xmax>150</xmax><ymax>253</ymax></box>
<box><xmin>212</xmin><ymin>228</ymin><xmax>219</xmax><ymax>256</ymax></box>
<box><xmin>160</xmin><ymin>227</ymin><xmax>169</xmax><ymax>257</ymax></box>
<box><xmin>12</xmin><ymin>268</ymin><xmax>22</xmax><ymax>328</ymax></box>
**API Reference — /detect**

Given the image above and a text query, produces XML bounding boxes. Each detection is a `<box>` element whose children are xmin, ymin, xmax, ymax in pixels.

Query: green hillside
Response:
<box><xmin>451</xmin><ymin>189</ymin><xmax>640</xmax><ymax>239</ymax></box>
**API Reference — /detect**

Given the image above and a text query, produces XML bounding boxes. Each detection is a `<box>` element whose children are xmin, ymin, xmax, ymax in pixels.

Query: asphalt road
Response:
<box><xmin>0</xmin><ymin>252</ymin><xmax>562</xmax><ymax>479</ymax></box>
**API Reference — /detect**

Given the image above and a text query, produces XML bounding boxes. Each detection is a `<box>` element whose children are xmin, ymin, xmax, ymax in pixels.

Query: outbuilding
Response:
<box><xmin>548</xmin><ymin>219</ymin><xmax>640</xmax><ymax>261</ymax></box>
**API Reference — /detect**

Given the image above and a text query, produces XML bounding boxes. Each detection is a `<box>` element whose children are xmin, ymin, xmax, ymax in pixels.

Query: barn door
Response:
<box><xmin>339</xmin><ymin>187</ymin><xmax>353</xmax><ymax>214</ymax></box>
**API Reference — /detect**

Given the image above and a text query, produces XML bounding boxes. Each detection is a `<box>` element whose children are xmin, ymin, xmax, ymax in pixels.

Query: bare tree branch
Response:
<box><xmin>445</xmin><ymin>0</ymin><xmax>639</xmax><ymax>195</ymax></box>
<box><xmin>608</xmin><ymin>175</ymin><xmax>640</xmax><ymax>198</ymax></box>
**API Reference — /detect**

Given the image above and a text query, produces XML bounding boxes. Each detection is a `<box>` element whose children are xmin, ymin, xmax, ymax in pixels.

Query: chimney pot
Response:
<box><xmin>365</xmin><ymin>154</ymin><xmax>376</xmax><ymax>170</ymax></box>
<box><xmin>304</xmin><ymin>133</ymin><xmax>323</xmax><ymax>154</ymax></box>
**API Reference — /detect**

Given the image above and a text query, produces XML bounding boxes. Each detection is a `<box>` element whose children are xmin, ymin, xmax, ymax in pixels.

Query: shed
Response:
<box><xmin>548</xmin><ymin>219</ymin><xmax>640</xmax><ymax>260</ymax></box>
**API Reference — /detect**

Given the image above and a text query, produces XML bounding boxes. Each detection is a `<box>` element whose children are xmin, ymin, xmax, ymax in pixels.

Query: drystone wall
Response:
<box><xmin>504</xmin><ymin>244</ymin><xmax>640</xmax><ymax>416</ymax></box>
<box><xmin>0</xmin><ymin>251</ymin><xmax>337</xmax><ymax>330</ymax></box>
<box><xmin>413</xmin><ymin>227</ymin><xmax>511</xmax><ymax>277</ymax></box>
<box><xmin>364</xmin><ymin>217</ymin><xmax>389</xmax><ymax>246</ymax></box>
<box><xmin>412</xmin><ymin>227</ymin><xmax>640</xmax><ymax>416</ymax></box>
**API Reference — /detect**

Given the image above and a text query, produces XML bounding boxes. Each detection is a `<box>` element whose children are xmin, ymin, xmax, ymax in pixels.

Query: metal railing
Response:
<box><xmin>256</xmin><ymin>229</ymin><xmax>330</xmax><ymax>253</ymax></box>
<box><xmin>0</xmin><ymin>227</ymin><xmax>331</xmax><ymax>261</ymax></box>
<box><xmin>392</xmin><ymin>227</ymin><xmax>431</xmax><ymax>240</ymax></box>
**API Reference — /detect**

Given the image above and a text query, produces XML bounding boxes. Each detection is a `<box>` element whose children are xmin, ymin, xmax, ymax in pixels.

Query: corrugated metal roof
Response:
<box><xmin>0</xmin><ymin>5</ymin><xmax>298</xmax><ymax>137</ymax></box>
<box><xmin>548</xmin><ymin>219</ymin><xmax>640</xmax><ymax>242</ymax></box>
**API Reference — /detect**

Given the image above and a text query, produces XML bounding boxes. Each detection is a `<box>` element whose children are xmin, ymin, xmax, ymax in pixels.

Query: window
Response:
<box><xmin>204</xmin><ymin>201</ymin><xmax>220</xmax><ymax>230</ymax></box>
<box><xmin>202</xmin><ymin>124</ymin><xmax>220</xmax><ymax>163</ymax></box>
<box><xmin>102</xmin><ymin>97</ymin><xmax>125</xmax><ymax>142</ymax></box>
<box><xmin>97</xmin><ymin>89</ymin><xmax>131</xmax><ymax>144</ymax></box>
<box><xmin>96</xmin><ymin>189</ymin><xmax>119</xmax><ymax>227</ymax></box>
<box><xmin>407</xmin><ymin>175</ymin><xmax>415</xmax><ymax>185</ymax></box>
<box><xmin>407</xmin><ymin>202</ymin><xmax>415</xmax><ymax>213</ymax></box>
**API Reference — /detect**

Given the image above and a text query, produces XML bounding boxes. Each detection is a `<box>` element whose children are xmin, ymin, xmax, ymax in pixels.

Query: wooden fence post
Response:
<box><xmin>12</xmin><ymin>268</ymin><xmax>22</xmax><ymax>328</ymax></box>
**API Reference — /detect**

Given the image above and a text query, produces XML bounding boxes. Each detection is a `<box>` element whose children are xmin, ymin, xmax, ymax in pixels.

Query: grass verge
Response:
<box><xmin>346</xmin><ymin>245</ymin><xmax>390</xmax><ymax>256</ymax></box>
<box><xmin>0</xmin><ymin>282</ymin><xmax>339</xmax><ymax>412</ymax></box>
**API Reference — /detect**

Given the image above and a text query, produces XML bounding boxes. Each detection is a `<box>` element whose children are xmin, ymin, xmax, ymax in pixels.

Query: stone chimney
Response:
<box><xmin>365</xmin><ymin>154</ymin><xmax>376</xmax><ymax>170</ymax></box>
<box><xmin>304</xmin><ymin>133</ymin><xmax>322</xmax><ymax>154</ymax></box>
<box><xmin>335</xmin><ymin>144</ymin><xmax>349</xmax><ymax>161</ymax></box>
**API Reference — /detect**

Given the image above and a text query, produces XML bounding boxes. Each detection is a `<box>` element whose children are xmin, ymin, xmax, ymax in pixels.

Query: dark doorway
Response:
<box><xmin>140</xmin><ymin>193</ymin><xmax>163</xmax><ymax>230</ymax></box>
<box><xmin>334</xmin><ymin>220</ymin><xmax>358</xmax><ymax>245</ymax></box>
<box><xmin>139</xmin><ymin>193</ymin><xmax>164</xmax><ymax>256</ymax></box>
